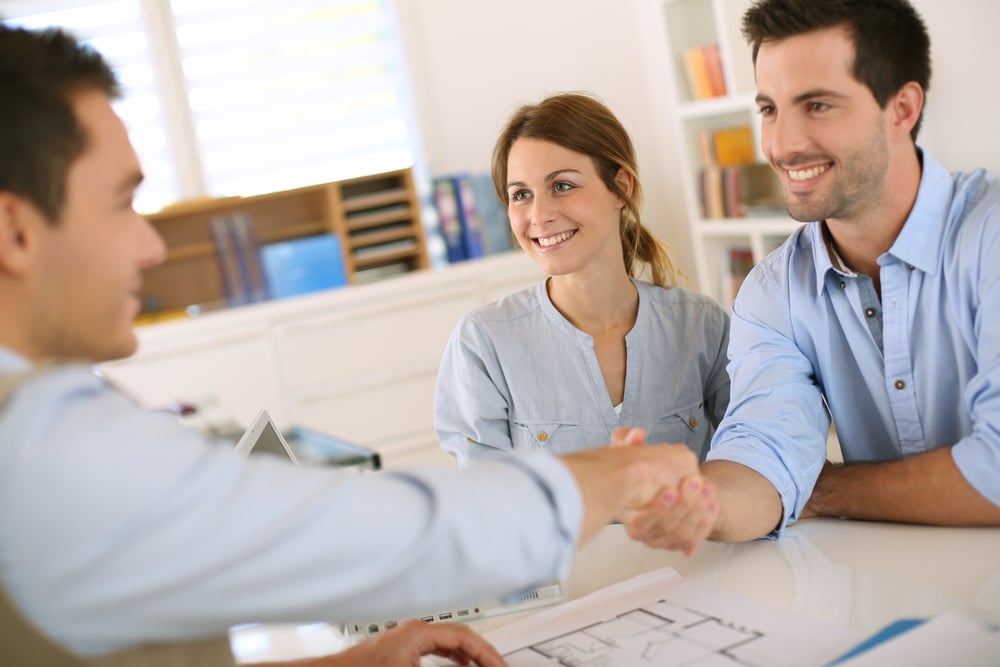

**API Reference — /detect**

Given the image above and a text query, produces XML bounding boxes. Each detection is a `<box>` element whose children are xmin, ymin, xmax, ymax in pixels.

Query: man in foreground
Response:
<box><xmin>0</xmin><ymin>24</ymin><xmax>711</xmax><ymax>666</ymax></box>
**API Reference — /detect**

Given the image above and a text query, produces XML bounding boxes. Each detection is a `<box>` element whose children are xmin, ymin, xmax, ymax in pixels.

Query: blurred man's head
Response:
<box><xmin>0</xmin><ymin>25</ymin><xmax>165</xmax><ymax>362</ymax></box>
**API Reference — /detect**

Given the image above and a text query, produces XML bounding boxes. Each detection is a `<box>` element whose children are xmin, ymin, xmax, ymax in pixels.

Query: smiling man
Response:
<box><xmin>620</xmin><ymin>0</ymin><xmax>1000</xmax><ymax>549</ymax></box>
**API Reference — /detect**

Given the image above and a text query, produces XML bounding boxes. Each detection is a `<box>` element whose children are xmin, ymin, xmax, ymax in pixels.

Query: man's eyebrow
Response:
<box><xmin>792</xmin><ymin>88</ymin><xmax>848</xmax><ymax>104</ymax></box>
<box><xmin>755</xmin><ymin>89</ymin><xmax>849</xmax><ymax>106</ymax></box>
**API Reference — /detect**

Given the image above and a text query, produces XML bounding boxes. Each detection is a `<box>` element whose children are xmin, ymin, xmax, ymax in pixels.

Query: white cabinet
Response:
<box><xmin>100</xmin><ymin>252</ymin><xmax>544</xmax><ymax>469</ymax></box>
<box><xmin>656</xmin><ymin>0</ymin><xmax>802</xmax><ymax>305</ymax></box>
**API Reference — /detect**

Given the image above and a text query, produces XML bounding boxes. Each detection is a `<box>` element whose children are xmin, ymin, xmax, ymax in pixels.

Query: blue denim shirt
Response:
<box><xmin>707</xmin><ymin>150</ymin><xmax>1000</xmax><ymax>534</ymax></box>
<box><xmin>435</xmin><ymin>279</ymin><xmax>731</xmax><ymax>465</ymax></box>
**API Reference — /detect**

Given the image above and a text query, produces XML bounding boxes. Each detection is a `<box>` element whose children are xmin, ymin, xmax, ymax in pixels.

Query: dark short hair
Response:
<box><xmin>742</xmin><ymin>0</ymin><xmax>931</xmax><ymax>139</ymax></box>
<box><xmin>0</xmin><ymin>24</ymin><xmax>120</xmax><ymax>221</ymax></box>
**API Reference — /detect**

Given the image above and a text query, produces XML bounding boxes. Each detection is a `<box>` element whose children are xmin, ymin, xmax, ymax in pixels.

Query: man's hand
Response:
<box><xmin>618</xmin><ymin>476</ymin><xmax>719</xmax><ymax>555</ymax></box>
<box><xmin>266</xmin><ymin>620</ymin><xmax>506</xmax><ymax>667</ymax></box>
<box><xmin>560</xmin><ymin>427</ymin><xmax>713</xmax><ymax>554</ymax></box>
<box><xmin>609</xmin><ymin>426</ymin><xmax>719</xmax><ymax>555</ymax></box>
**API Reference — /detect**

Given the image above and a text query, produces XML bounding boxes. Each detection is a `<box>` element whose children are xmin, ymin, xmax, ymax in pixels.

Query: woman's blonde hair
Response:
<box><xmin>492</xmin><ymin>92</ymin><xmax>680</xmax><ymax>287</ymax></box>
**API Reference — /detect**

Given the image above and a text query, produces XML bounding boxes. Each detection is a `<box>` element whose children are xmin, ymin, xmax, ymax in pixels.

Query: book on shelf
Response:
<box><xmin>432</xmin><ymin>172</ymin><xmax>513</xmax><ymax>263</ymax></box>
<box><xmin>682</xmin><ymin>44</ymin><xmax>726</xmax><ymax>101</ymax></box>
<box><xmin>432</xmin><ymin>176</ymin><xmax>468</xmax><ymax>263</ymax></box>
<box><xmin>210</xmin><ymin>213</ymin><xmax>268</xmax><ymax>306</ymax></box>
<box><xmin>699</xmin><ymin>165</ymin><xmax>726</xmax><ymax>220</ymax></box>
<box><xmin>698</xmin><ymin>162</ymin><xmax>784</xmax><ymax>220</ymax></box>
<box><xmin>466</xmin><ymin>172</ymin><xmax>513</xmax><ymax>255</ymax></box>
<box><xmin>722</xmin><ymin>246</ymin><xmax>754</xmax><ymax>306</ymax></box>
<box><xmin>453</xmin><ymin>174</ymin><xmax>486</xmax><ymax>260</ymax></box>
<box><xmin>260</xmin><ymin>233</ymin><xmax>348</xmax><ymax>299</ymax></box>
<box><xmin>712</xmin><ymin>125</ymin><xmax>755</xmax><ymax>167</ymax></box>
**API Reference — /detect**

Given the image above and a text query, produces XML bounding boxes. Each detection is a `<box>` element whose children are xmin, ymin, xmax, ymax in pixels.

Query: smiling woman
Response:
<box><xmin>434</xmin><ymin>92</ymin><xmax>732</xmax><ymax>468</ymax></box>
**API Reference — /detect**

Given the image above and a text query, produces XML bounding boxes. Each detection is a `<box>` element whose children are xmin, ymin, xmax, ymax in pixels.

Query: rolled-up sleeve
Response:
<box><xmin>434</xmin><ymin>315</ymin><xmax>516</xmax><ymax>465</ymax></box>
<box><xmin>707</xmin><ymin>256</ymin><xmax>831</xmax><ymax>537</ymax></box>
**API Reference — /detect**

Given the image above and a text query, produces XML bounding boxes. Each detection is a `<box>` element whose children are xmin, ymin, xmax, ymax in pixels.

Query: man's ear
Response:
<box><xmin>0</xmin><ymin>192</ymin><xmax>39</xmax><ymax>276</ymax></box>
<box><xmin>889</xmin><ymin>81</ymin><xmax>924</xmax><ymax>140</ymax></box>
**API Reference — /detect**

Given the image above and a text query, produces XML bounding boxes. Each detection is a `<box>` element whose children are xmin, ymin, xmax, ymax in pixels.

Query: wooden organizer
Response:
<box><xmin>140</xmin><ymin>168</ymin><xmax>429</xmax><ymax>314</ymax></box>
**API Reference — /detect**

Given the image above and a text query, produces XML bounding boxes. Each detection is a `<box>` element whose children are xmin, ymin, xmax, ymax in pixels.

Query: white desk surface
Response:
<box><xmin>230</xmin><ymin>518</ymin><xmax>1000</xmax><ymax>663</ymax></box>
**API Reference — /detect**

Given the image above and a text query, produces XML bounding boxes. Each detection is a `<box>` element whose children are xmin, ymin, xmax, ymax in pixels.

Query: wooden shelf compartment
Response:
<box><xmin>139</xmin><ymin>168</ymin><xmax>429</xmax><ymax>313</ymax></box>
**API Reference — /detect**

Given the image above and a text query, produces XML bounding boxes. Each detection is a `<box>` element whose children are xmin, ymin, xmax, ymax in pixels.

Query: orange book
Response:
<box><xmin>682</xmin><ymin>47</ymin><xmax>714</xmax><ymax>100</ymax></box>
<box><xmin>701</xmin><ymin>44</ymin><xmax>727</xmax><ymax>97</ymax></box>
<box><xmin>713</xmin><ymin>125</ymin><xmax>755</xmax><ymax>167</ymax></box>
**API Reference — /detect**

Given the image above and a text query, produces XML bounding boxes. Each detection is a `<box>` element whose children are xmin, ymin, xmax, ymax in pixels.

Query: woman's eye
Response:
<box><xmin>553</xmin><ymin>181</ymin><xmax>574</xmax><ymax>193</ymax></box>
<box><xmin>510</xmin><ymin>189</ymin><xmax>530</xmax><ymax>202</ymax></box>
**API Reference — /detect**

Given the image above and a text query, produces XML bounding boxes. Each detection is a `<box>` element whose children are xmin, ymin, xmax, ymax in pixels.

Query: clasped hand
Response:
<box><xmin>610</xmin><ymin>427</ymin><xmax>718</xmax><ymax>555</ymax></box>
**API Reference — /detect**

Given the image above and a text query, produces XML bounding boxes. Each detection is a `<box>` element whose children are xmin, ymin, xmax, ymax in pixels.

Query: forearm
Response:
<box><xmin>702</xmin><ymin>460</ymin><xmax>783</xmax><ymax>541</ymax></box>
<box><xmin>806</xmin><ymin>446</ymin><xmax>1000</xmax><ymax>525</ymax></box>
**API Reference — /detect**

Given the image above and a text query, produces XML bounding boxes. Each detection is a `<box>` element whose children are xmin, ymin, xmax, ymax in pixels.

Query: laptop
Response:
<box><xmin>340</xmin><ymin>581</ymin><xmax>564</xmax><ymax>639</ymax></box>
<box><xmin>233</xmin><ymin>409</ymin><xmax>562</xmax><ymax>637</ymax></box>
<box><xmin>233</xmin><ymin>409</ymin><xmax>300</xmax><ymax>465</ymax></box>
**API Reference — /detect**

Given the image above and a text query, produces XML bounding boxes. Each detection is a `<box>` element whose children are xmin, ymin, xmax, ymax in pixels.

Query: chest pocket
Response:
<box><xmin>511</xmin><ymin>421</ymin><xmax>581</xmax><ymax>452</ymax></box>
<box><xmin>656</xmin><ymin>402</ymin><xmax>711</xmax><ymax>459</ymax></box>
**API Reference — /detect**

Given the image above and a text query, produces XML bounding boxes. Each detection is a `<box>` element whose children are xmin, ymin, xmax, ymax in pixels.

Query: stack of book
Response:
<box><xmin>682</xmin><ymin>44</ymin><xmax>726</xmax><ymax>100</ymax></box>
<box><xmin>697</xmin><ymin>125</ymin><xmax>784</xmax><ymax>220</ymax></box>
<box><xmin>433</xmin><ymin>172</ymin><xmax>513</xmax><ymax>263</ymax></box>
<box><xmin>210</xmin><ymin>213</ymin><xmax>269</xmax><ymax>306</ymax></box>
<box><xmin>211</xmin><ymin>214</ymin><xmax>348</xmax><ymax>305</ymax></box>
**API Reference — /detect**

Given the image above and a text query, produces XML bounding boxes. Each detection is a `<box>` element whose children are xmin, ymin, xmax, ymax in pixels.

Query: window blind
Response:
<box><xmin>1</xmin><ymin>0</ymin><xmax>418</xmax><ymax>213</ymax></box>
<box><xmin>2</xmin><ymin>0</ymin><xmax>181</xmax><ymax>213</ymax></box>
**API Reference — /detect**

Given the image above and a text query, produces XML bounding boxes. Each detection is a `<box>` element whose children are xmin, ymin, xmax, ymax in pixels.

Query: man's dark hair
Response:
<box><xmin>0</xmin><ymin>24</ymin><xmax>120</xmax><ymax>222</ymax></box>
<box><xmin>742</xmin><ymin>0</ymin><xmax>931</xmax><ymax>139</ymax></box>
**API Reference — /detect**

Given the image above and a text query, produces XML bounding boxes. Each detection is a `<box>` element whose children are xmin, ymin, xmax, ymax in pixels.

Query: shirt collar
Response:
<box><xmin>809</xmin><ymin>147</ymin><xmax>951</xmax><ymax>297</ymax></box>
<box><xmin>886</xmin><ymin>149</ymin><xmax>951</xmax><ymax>276</ymax></box>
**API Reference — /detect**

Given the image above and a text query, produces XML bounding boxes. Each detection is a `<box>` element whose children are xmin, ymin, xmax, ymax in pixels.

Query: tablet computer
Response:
<box><xmin>233</xmin><ymin>409</ymin><xmax>300</xmax><ymax>465</ymax></box>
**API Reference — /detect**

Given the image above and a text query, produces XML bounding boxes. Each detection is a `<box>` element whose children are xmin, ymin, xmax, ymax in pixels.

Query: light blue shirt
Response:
<box><xmin>435</xmin><ymin>279</ymin><xmax>731</xmax><ymax>466</ymax></box>
<box><xmin>0</xmin><ymin>348</ymin><xmax>581</xmax><ymax>656</ymax></box>
<box><xmin>708</xmin><ymin>150</ymin><xmax>1000</xmax><ymax>534</ymax></box>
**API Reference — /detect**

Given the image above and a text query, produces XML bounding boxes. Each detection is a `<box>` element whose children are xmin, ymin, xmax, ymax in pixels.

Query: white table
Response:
<box><xmin>230</xmin><ymin>518</ymin><xmax>1000</xmax><ymax>663</ymax></box>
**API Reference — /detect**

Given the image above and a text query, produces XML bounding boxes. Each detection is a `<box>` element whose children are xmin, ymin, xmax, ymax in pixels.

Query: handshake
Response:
<box><xmin>558</xmin><ymin>426</ymin><xmax>719</xmax><ymax>556</ymax></box>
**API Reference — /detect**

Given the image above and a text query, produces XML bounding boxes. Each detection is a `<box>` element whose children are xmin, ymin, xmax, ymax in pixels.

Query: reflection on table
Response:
<box><xmin>230</xmin><ymin>518</ymin><xmax>1000</xmax><ymax>663</ymax></box>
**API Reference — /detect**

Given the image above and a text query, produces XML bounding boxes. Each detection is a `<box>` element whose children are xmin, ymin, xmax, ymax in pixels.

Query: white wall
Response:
<box><xmin>912</xmin><ymin>0</ymin><xmax>1000</xmax><ymax>175</ymax></box>
<box><xmin>394</xmin><ymin>0</ymin><xmax>695</xmax><ymax>279</ymax></box>
<box><xmin>396</xmin><ymin>0</ymin><xmax>1000</xmax><ymax>282</ymax></box>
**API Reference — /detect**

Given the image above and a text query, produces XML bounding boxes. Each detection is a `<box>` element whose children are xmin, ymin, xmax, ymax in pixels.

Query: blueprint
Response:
<box><xmin>484</xmin><ymin>568</ymin><xmax>863</xmax><ymax>667</ymax></box>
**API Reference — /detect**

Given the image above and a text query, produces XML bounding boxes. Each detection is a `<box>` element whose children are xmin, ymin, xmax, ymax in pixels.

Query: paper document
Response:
<box><xmin>481</xmin><ymin>567</ymin><xmax>863</xmax><ymax>667</ymax></box>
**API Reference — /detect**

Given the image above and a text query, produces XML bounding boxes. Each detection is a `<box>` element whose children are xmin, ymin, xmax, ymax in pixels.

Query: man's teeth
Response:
<box><xmin>537</xmin><ymin>231</ymin><xmax>573</xmax><ymax>247</ymax></box>
<box><xmin>788</xmin><ymin>164</ymin><xmax>829</xmax><ymax>181</ymax></box>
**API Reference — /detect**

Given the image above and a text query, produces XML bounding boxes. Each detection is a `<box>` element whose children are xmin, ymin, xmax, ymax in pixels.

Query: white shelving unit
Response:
<box><xmin>658</xmin><ymin>0</ymin><xmax>803</xmax><ymax>305</ymax></box>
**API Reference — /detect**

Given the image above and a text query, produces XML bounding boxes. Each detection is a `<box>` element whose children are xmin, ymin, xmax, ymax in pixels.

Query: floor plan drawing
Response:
<box><xmin>481</xmin><ymin>568</ymin><xmax>863</xmax><ymax>667</ymax></box>
<box><xmin>504</xmin><ymin>599</ymin><xmax>766</xmax><ymax>666</ymax></box>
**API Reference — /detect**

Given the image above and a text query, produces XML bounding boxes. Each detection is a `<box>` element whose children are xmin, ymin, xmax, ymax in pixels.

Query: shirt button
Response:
<box><xmin>537</xmin><ymin>431</ymin><xmax>548</xmax><ymax>442</ymax></box>
<box><xmin>688</xmin><ymin>417</ymin><xmax>698</xmax><ymax>429</ymax></box>
<box><xmin>894</xmin><ymin>379</ymin><xmax>906</xmax><ymax>390</ymax></box>
<box><xmin>839</xmin><ymin>281</ymin><xmax>846</xmax><ymax>289</ymax></box>
<box><xmin>865</xmin><ymin>307</ymin><xmax>876</xmax><ymax>318</ymax></box>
